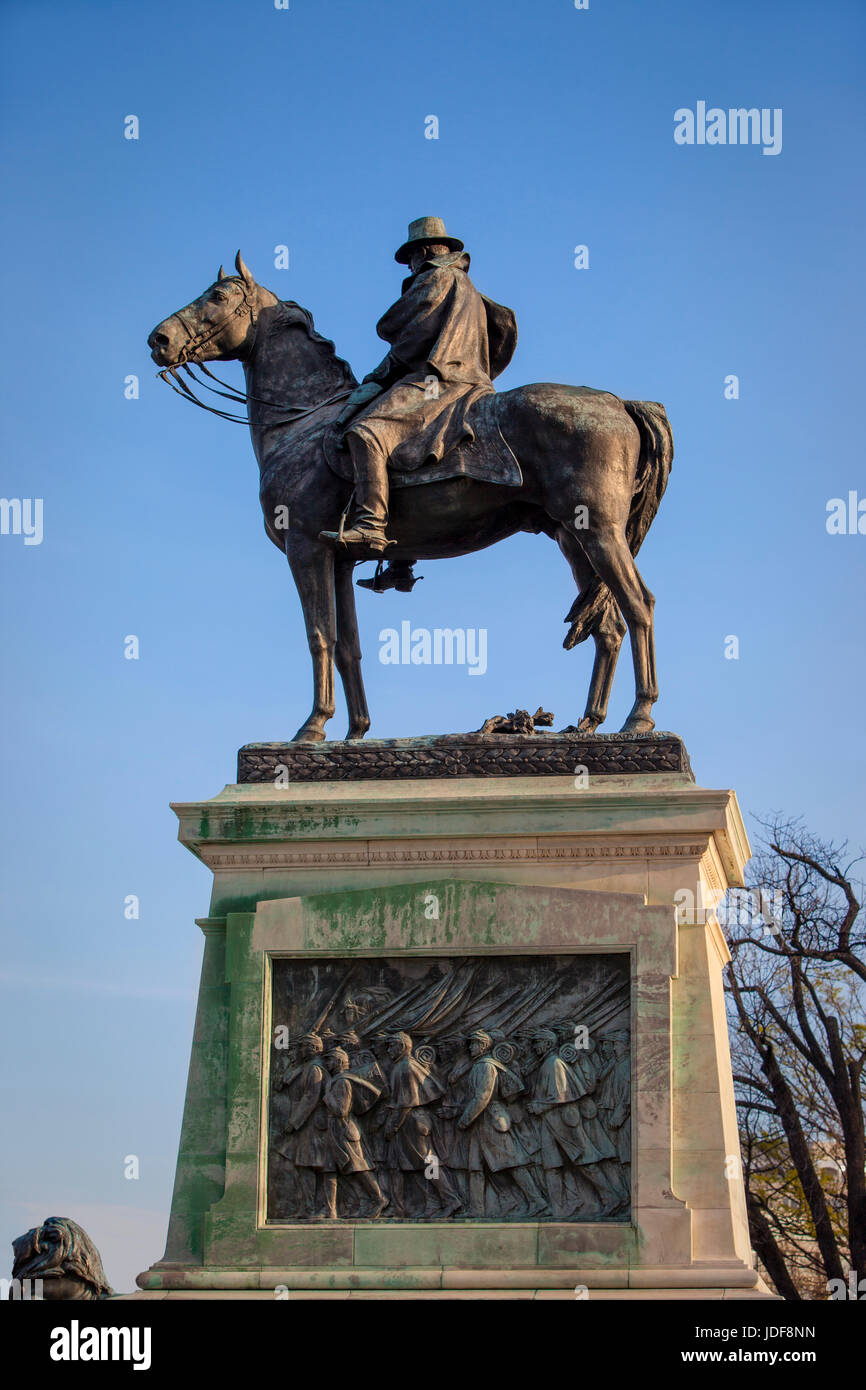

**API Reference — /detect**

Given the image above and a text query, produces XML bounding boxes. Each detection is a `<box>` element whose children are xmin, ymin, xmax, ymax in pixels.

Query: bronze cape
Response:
<box><xmin>347</xmin><ymin>250</ymin><xmax>517</xmax><ymax>472</ymax></box>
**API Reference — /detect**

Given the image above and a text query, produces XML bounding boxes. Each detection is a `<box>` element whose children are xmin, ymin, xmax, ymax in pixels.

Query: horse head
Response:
<box><xmin>148</xmin><ymin>250</ymin><xmax>273</xmax><ymax>367</ymax></box>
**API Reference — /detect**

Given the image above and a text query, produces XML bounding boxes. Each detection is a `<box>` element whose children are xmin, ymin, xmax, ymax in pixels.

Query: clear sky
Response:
<box><xmin>1</xmin><ymin>0</ymin><xmax>864</xmax><ymax>1293</ymax></box>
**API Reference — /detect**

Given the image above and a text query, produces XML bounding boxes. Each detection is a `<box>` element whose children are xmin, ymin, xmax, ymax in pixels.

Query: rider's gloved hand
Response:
<box><xmin>336</xmin><ymin>380</ymin><xmax>384</xmax><ymax>427</ymax></box>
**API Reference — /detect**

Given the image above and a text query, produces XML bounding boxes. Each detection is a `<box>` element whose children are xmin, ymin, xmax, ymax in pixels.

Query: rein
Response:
<box><xmin>157</xmin><ymin>281</ymin><xmax>353</xmax><ymax>425</ymax></box>
<box><xmin>158</xmin><ymin>362</ymin><xmax>352</xmax><ymax>425</ymax></box>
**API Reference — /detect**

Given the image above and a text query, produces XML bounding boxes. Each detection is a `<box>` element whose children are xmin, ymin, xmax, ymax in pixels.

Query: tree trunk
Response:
<box><xmin>746</xmin><ymin>1192</ymin><xmax>802</xmax><ymax>1300</ymax></box>
<box><xmin>761</xmin><ymin>1043</ymin><xmax>846</xmax><ymax>1285</ymax></box>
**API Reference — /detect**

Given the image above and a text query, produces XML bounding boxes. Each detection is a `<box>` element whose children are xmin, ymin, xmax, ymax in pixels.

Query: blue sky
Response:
<box><xmin>1</xmin><ymin>0</ymin><xmax>864</xmax><ymax>1292</ymax></box>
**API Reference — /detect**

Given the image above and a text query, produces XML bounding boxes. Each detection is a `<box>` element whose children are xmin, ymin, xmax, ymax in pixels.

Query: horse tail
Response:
<box><xmin>563</xmin><ymin>399</ymin><xmax>673</xmax><ymax>650</ymax></box>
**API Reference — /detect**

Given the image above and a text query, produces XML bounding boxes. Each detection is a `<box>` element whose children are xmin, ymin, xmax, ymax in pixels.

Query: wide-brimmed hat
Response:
<box><xmin>395</xmin><ymin>215</ymin><xmax>464</xmax><ymax>264</ymax></box>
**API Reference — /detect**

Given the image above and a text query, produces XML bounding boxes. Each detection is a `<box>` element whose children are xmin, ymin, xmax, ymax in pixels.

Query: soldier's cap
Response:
<box><xmin>330</xmin><ymin>1047</ymin><xmax>349</xmax><ymax>1068</ymax></box>
<box><xmin>300</xmin><ymin>1032</ymin><xmax>323</xmax><ymax>1052</ymax></box>
<box><xmin>468</xmin><ymin>1029</ymin><xmax>492</xmax><ymax>1048</ymax></box>
<box><xmin>395</xmin><ymin>216</ymin><xmax>464</xmax><ymax>264</ymax></box>
<box><xmin>532</xmin><ymin>1027</ymin><xmax>558</xmax><ymax>1043</ymax></box>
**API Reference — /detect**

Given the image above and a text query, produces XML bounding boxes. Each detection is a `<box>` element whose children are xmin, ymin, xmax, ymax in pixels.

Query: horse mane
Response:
<box><xmin>265</xmin><ymin>299</ymin><xmax>357</xmax><ymax>386</ymax></box>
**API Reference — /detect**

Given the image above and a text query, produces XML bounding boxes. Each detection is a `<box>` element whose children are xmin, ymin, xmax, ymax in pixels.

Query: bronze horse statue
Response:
<box><xmin>148</xmin><ymin>253</ymin><xmax>672</xmax><ymax>744</ymax></box>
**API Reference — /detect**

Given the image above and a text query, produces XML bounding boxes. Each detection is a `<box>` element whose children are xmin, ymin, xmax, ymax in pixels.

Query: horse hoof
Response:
<box><xmin>560</xmin><ymin>717</ymin><xmax>603</xmax><ymax>735</ymax></box>
<box><xmin>291</xmin><ymin>723</ymin><xmax>327</xmax><ymax>744</ymax></box>
<box><xmin>620</xmin><ymin>716</ymin><xmax>655</xmax><ymax>734</ymax></box>
<box><xmin>345</xmin><ymin>724</ymin><xmax>370</xmax><ymax>741</ymax></box>
<box><xmin>575</xmin><ymin>716</ymin><xmax>602</xmax><ymax>734</ymax></box>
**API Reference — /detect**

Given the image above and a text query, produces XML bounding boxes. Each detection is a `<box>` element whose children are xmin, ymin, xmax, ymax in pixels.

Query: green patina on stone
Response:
<box><xmin>294</xmin><ymin>878</ymin><xmax>550</xmax><ymax>953</ymax></box>
<box><xmin>159</xmin><ymin>926</ymin><xmax>230</xmax><ymax>1266</ymax></box>
<box><xmin>200</xmin><ymin>808</ymin><xmax>361</xmax><ymax>841</ymax></box>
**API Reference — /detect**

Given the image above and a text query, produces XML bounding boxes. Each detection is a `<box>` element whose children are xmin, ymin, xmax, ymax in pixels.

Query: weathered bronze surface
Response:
<box><xmin>268</xmin><ymin>954</ymin><xmax>630</xmax><ymax>1223</ymax></box>
<box><xmin>238</xmin><ymin>730</ymin><xmax>693</xmax><ymax>783</ymax></box>
<box><xmin>478</xmin><ymin>707</ymin><xmax>554</xmax><ymax>734</ymax></box>
<box><xmin>148</xmin><ymin>224</ymin><xmax>673</xmax><ymax>745</ymax></box>
<box><xmin>10</xmin><ymin>1217</ymin><xmax>113</xmax><ymax>1299</ymax></box>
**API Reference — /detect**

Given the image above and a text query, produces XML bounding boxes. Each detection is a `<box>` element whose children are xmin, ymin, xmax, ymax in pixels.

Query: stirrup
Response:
<box><xmin>318</xmin><ymin>525</ymin><xmax>394</xmax><ymax>556</ymax></box>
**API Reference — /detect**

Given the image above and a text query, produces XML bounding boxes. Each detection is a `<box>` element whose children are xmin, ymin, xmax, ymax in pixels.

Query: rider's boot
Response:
<box><xmin>357</xmin><ymin>559</ymin><xmax>421</xmax><ymax>593</ymax></box>
<box><xmin>319</xmin><ymin>433</ymin><xmax>396</xmax><ymax>561</ymax></box>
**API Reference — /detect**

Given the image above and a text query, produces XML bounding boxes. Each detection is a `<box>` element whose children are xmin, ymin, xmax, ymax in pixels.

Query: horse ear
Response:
<box><xmin>235</xmin><ymin>250</ymin><xmax>254</xmax><ymax>286</ymax></box>
<box><xmin>217</xmin><ymin>265</ymin><xmax>227</xmax><ymax>281</ymax></box>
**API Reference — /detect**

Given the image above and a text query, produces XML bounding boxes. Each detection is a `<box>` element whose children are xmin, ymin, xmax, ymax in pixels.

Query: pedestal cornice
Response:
<box><xmin>171</xmin><ymin>771</ymin><xmax>750</xmax><ymax>888</ymax></box>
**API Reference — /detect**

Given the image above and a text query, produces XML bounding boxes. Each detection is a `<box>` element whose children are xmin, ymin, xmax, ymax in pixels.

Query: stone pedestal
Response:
<box><xmin>135</xmin><ymin>734</ymin><xmax>774</xmax><ymax>1298</ymax></box>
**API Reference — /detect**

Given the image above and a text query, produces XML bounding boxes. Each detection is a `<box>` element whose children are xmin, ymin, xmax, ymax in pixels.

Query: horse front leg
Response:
<box><xmin>286</xmin><ymin>537</ymin><xmax>337</xmax><ymax>743</ymax></box>
<box><xmin>334</xmin><ymin>557</ymin><xmax>371</xmax><ymax>739</ymax></box>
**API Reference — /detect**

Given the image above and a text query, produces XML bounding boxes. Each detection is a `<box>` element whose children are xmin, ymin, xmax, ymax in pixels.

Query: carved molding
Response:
<box><xmin>205</xmin><ymin>841</ymin><xmax>708</xmax><ymax>869</ymax></box>
<box><xmin>238</xmin><ymin>731</ymin><xmax>694</xmax><ymax>784</ymax></box>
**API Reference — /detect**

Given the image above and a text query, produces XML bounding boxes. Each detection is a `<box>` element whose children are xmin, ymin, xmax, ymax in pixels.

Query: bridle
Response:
<box><xmin>174</xmin><ymin>275</ymin><xmax>259</xmax><ymax>365</ymax></box>
<box><xmin>156</xmin><ymin>278</ymin><xmax>352</xmax><ymax>425</ymax></box>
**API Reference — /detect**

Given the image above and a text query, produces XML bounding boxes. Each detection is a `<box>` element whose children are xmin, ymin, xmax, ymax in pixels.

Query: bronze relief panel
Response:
<box><xmin>267</xmin><ymin>953</ymin><xmax>630</xmax><ymax>1223</ymax></box>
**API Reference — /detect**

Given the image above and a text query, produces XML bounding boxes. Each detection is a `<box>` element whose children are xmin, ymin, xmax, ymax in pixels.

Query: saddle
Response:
<box><xmin>323</xmin><ymin>392</ymin><xmax>522</xmax><ymax>491</ymax></box>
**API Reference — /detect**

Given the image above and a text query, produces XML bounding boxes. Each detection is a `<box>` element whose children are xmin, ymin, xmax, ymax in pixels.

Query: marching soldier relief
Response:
<box><xmin>267</xmin><ymin>954</ymin><xmax>630</xmax><ymax>1224</ymax></box>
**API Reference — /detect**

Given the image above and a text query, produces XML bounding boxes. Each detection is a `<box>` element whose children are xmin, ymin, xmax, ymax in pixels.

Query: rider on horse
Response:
<box><xmin>319</xmin><ymin>216</ymin><xmax>517</xmax><ymax>562</ymax></box>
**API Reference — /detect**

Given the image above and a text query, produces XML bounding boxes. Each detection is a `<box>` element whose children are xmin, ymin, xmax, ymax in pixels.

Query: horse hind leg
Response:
<box><xmin>556</xmin><ymin>526</ymin><xmax>625</xmax><ymax>733</ymax></box>
<box><xmin>570</xmin><ymin>523</ymin><xmax>658</xmax><ymax>734</ymax></box>
<box><xmin>582</xmin><ymin>600</ymin><xmax>627</xmax><ymax>731</ymax></box>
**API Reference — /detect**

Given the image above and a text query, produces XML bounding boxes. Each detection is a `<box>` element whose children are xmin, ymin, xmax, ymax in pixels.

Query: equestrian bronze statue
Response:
<box><xmin>148</xmin><ymin>218</ymin><xmax>673</xmax><ymax>744</ymax></box>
